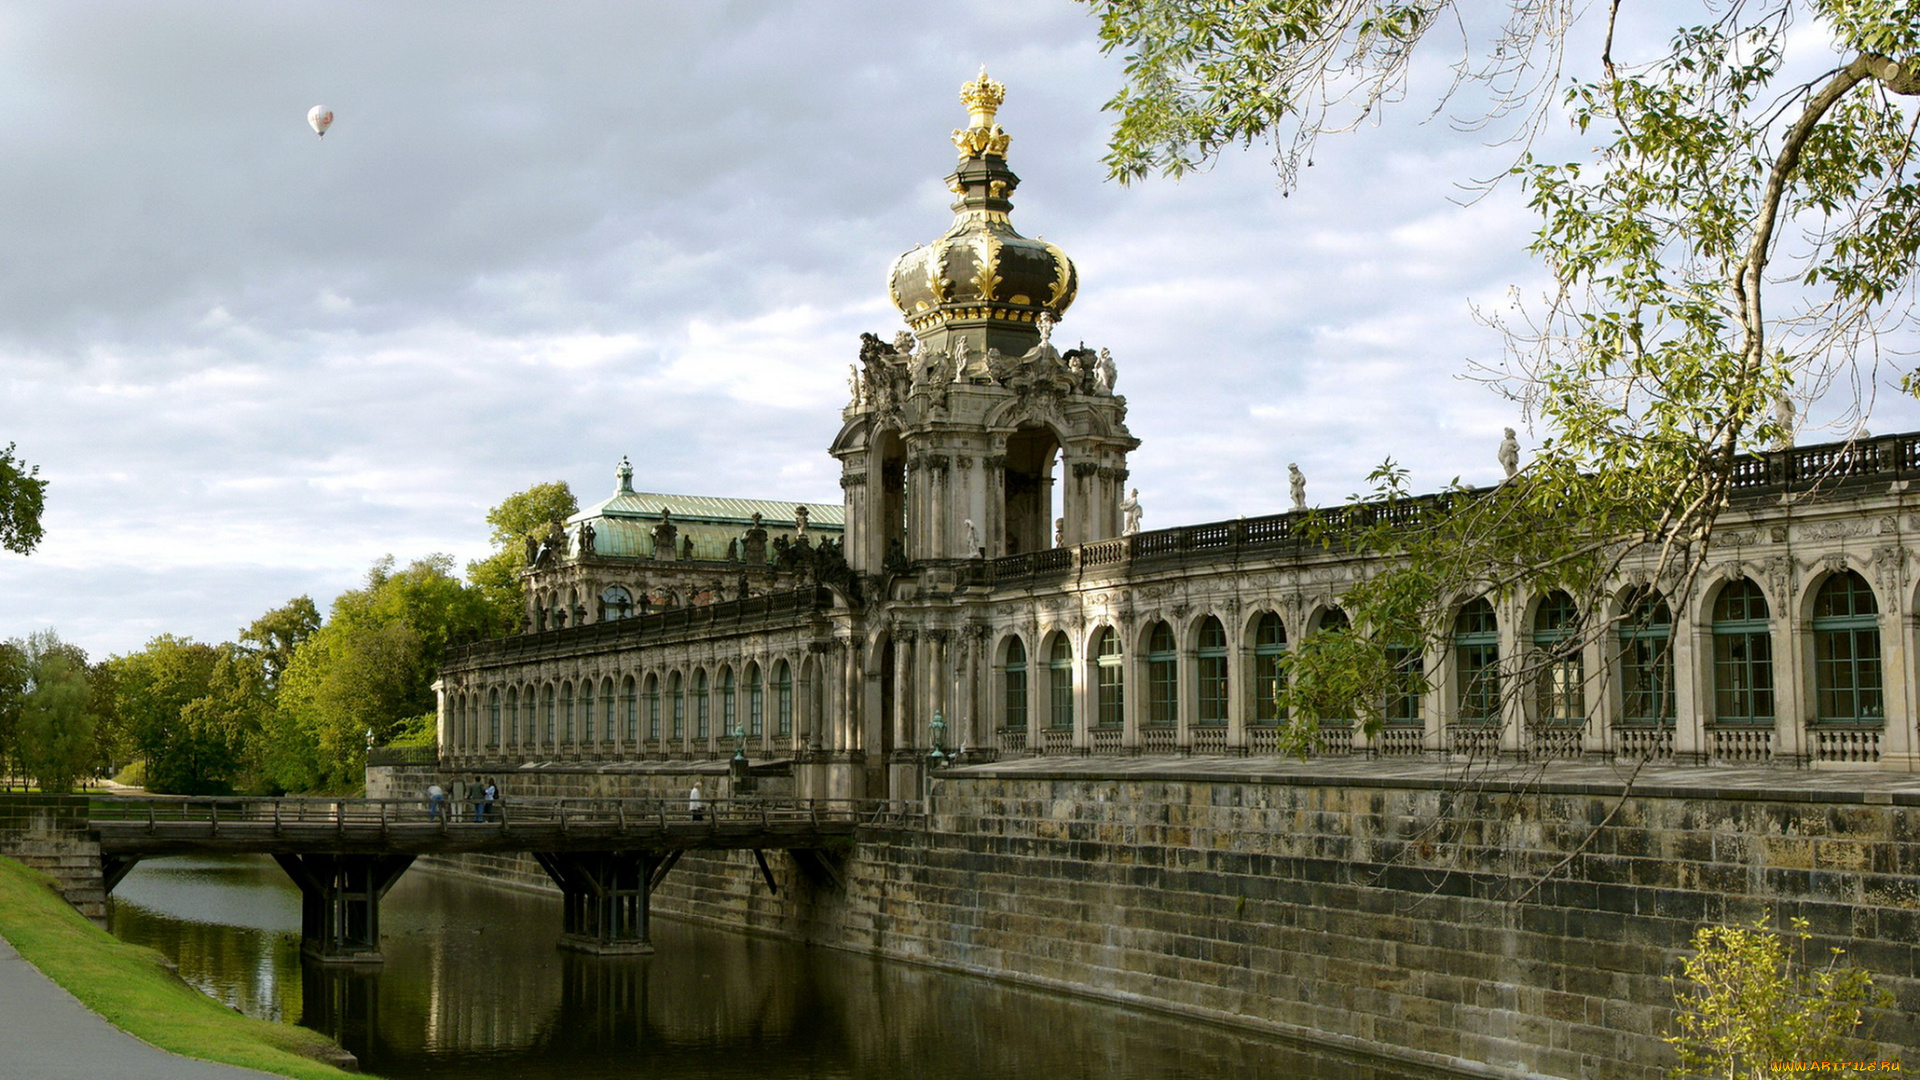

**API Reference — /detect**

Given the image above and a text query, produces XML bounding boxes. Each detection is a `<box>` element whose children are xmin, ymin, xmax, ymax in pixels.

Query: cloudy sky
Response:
<box><xmin>2</xmin><ymin>1</ymin><xmax>1913</xmax><ymax>659</ymax></box>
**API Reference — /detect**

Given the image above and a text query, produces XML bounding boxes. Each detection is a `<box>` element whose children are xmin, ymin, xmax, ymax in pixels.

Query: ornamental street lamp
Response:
<box><xmin>927</xmin><ymin>711</ymin><xmax>947</xmax><ymax>769</ymax></box>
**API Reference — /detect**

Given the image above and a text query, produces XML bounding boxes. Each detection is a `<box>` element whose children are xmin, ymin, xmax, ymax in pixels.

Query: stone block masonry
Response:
<box><xmin>0</xmin><ymin>796</ymin><xmax>107</xmax><ymax>923</ymax></box>
<box><xmin>388</xmin><ymin>760</ymin><xmax>1920</xmax><ymax>1080</ymax></box>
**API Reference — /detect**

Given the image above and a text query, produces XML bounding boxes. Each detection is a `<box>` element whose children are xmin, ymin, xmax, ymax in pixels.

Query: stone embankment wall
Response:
<box><xmin>0</xmin><ymin>795</ymin><xmax>106</xmax><ymax>923</ymax></box>
<box><xmin>372</xmin><ymin>763</ymin><xmax>1920</xmax><ymax>1080</ymax></box>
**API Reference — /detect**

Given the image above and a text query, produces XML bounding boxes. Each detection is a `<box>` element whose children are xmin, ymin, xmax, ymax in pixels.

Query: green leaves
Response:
<box><xmin>1665</xmin><ymin>915</ymin><xmax>1892</xmax><ymax>1076</ymax></box>
<box><xmin>0</xmin><ymin>442</ymin><xmax>47</xmax><ymax>556</ymax></box>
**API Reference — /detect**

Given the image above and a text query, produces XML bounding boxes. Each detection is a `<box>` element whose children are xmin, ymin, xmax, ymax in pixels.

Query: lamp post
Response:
<box><xmin>927</xmin><ymin>711</ymin><xmax>947</xmax><ymax>770</ymax></box>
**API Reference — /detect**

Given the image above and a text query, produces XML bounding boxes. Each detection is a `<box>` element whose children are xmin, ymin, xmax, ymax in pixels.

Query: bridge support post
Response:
<box><xmin>534</xmin><ymin>850</ymin><xmax>659</xmax><ymax>955</ymax></box>
<box><xmin>273</xmin><ymin>853</ymin><xmax>415</xmax><ymax>964</ymax></box>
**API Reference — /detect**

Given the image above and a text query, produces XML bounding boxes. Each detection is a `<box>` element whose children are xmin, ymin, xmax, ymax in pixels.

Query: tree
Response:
<box><xmin>0</xmin><ymin>442</ymin><xmax>46</xmax><ymax>555</ymax></box>
<box><xmin>466</xmin><ymin>481</ymin><xmax>577</xmax><ymax>635</ymax></box>
<box><xmin>1665</xmin><ymin>915</ymin><xmax>1892</xmax><ymax>1076</ymax></box>
<box><xmin>240</xmin><ymin>595</ymin><xmax>320</xmax><ymax>688</ymax></box>
<box><xmin>108</xmin><ymin>636</ymin><xmax>229</xmax><ymax>795</ymax></box>
<box><xmin>11</xmin><ymin>631</ymin><xmax>95</xmax><ymax>794</ymax></box>
<box><xmin>1085</xmin><ymin>0</ymin><xmax>1920</xmax><ymax>749</ymax></box>
<box><xmin>0</xmin><ymin>640</ymin><xmax>24</xmax><ymax>788</ymax></box>
<box><xmin>270</xmin><ymin>555</ymin><xmax>496</xmax><ymax>789</ymax></box>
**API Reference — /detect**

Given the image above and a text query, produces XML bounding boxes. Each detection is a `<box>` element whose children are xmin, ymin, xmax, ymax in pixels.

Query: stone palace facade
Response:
<box><xmin>436</xmin><ymin>74</ymin><xmax>1920</xmax><ymax>798</ymax></box>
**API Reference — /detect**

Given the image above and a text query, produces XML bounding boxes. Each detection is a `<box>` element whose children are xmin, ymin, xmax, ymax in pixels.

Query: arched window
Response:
<box><xmin>670</xmin><ymin>673</ymin><xmax>685</xmax><ymax>741</ymax></box>
<box><xmin>1618</xmin><ymin>591</ymin><xmax>1674</xmax><ymax>725</ymax></box>
<box><xmin>1002</xmin><ymin>638</ymin><xmax>1028</xmax><ymax>731</ymax></box>
<box><xmin>1712</xmin><ymin>579</ymin><xmax>1773</xmax><ymax>724</ymax></box>
<box><xmin>600</xmin><ymin>585</ymin><xmax>633</xmax><ymax>622</ymax></box>
<box><xmin>645</xmin><ymin>674</ymin><xmax>661</xmax><ymax>743</ymax></box>
<box><xmin>747</xmin><ymin>664</ymin><xmax>764</xmax><ymax>738</ymax></box>
<box><xmin>1146</xmin><ymin>622</ymin><xmax>1177</xmax><ymax>728</ymax></box>
<box><xmin>1094</xmin><ymin>628</ymin><xmax>1123</xmax><ymax>728</ymax></box>
<box><xmin>1252</xmin><ymin>613</ymin><xmax>1286</xmax><ymax>723</ymax></box>
<box><xmin>1048</xmin><ymin>635</ymin><xmax>1074</xmax><ymax>730</ymax></box>
<box><xmin>1813</xmin><ymin>571</ymin><xmax>1882</xmax><ymax>723</ymax></box>
<box><xmin>622</xmin><ymin>677</ymin><xmax>637</xmax><ymax>743</ymax></box>
<box><xmin>1384</xmin><ymin>644</ymin><xmax>1423</xmax><ymax>726</ymax></box>
<box><xmin>721</xmin><ymin>667</ymin><xmax>737</xmax><ymax>740</ymax></box>
<box><xmin>1533</xmin><ymin>591</ymin><xmax>1583</xmax><ymax>722</ymax></box>
<box><xmin>1317</xmin><ymin>609</ymin><xmax>1350</xmax><ymax>633</ymax></box>
<box><xmin>488</xmin><ymin>689</ymin><xmax>501</xmax><ymax>746</ymax></box>
<box><xmin>775</xmin><ymin>661</ymin><xmax>793</xmax><ymax>737</ymax></box>
<box><xmin>1455</xmin><ymin>600</ymin><xmax>1499</xmax><ymax>723</ymax></box>
<box><xmin>695</xmin><ymin>670</ymin><xmax>710</xmax><ymax>741</ymax></box>
<box><xmin>1197</xmin><ymin>617</ymin><xmax>1228</xmax><ymax>725</ymax></box>
<box><xmin>581</xmin><ymin>681</ymin><xmax>594</xmax><ymax>743</ymax></box>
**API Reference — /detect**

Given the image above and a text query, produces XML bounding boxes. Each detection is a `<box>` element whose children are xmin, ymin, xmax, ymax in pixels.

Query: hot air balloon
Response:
<box><xmin>307</xmin><ymin>106</ymin><xmax>333</xmax><ymax>138</ymax></box>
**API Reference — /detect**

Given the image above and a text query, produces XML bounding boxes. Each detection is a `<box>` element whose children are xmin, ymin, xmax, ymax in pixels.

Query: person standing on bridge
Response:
<box><xmin>688</xmin><ymin>782</ymin><xmax>704</xmax><ymax>822</ymax></box>
<box><xmin>427</xmin><ymin>782</ymin><xmax>445</xmax><ymax>821</ymax></box>
<box><xmin>471</xmin><ymin>776</ymin><xmax>487</xmax><ymax>822</ymax></box>
<box><xmin>450</xmin><ymin>775</ymin><xmax>468</xmax><ymax>814</ymax></box>
<box><xmin>481</xmin><ymin>778</ymin><xmax>498</xmax><ymax>822</ymax></box>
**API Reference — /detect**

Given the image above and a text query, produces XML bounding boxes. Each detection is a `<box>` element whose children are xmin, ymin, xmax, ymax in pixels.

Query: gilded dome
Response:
<box><xmin>888</xmin><ymin>72</ymin><xmax>1078</xmax><ymax>344</ymax></box>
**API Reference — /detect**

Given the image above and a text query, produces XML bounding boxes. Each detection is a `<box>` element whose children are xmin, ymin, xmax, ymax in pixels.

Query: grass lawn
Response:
<box><xmin>0</xmin><ymin>856</ymin><xmax>369</xmax><ymax>1080</ymax></box>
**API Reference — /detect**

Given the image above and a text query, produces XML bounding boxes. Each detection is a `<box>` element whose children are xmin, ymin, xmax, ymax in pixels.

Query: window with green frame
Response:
<box><xmin>1712</xmin><ymin>578</ymin><xmax>1773</xmax><ymax>724</ymax></box>
<box><xmin>1048</xmin><ymin>635</ymin><xmax>1074</xmax><ymax>729</ymax></box>
<box><xmin>1813</xmin><ymin>571</ymin><xmax>1883</xmax><ymax>723</ymax></box>
<box><xmin>1384</xmin><ymin>645</ymin><xmax>1422</xmax><ymax>725</ymax></box>
<box><xmin>720</xmin><ymin>668</ymin><xmax>736</xmax><ymax>739</ymax></box>
<box><xmin>1455</xmin><ymin>600</ymin><xmax>1499</xmax><ymax>723</ymax></box>
<box><xmin>563</xmin><ymin>683</ymin><xmax>576</xmax><ymax>743</ymax></box>
<box><xmin>623</xmin><ymin>678</ymin><xmax>636</xmax><ymax>743</ymax></box>
<box><xmin>776</xmin><ymin>661</ymin><xmax>793</xmax><ymax>737</ymax></box>
<box><xmin>1532</xmin><ymin>591</ymin><xmax>1583</xmax><ymax>722</ymax></box>
<box><xmin>747</xmin><ymin>666</ymin><xmax>764</xmax><ymax>737</ymax></box>
<box><xmin>1197</xmin><ymin>616</ymin><xmax>1228</xmax><ymax>725</ymax></box>
<box><xmin>545</xmin><ymin>685</ymin><xmax>557</xmax><ymax>744</ymax></box>
<box><xmin>695</xmin><ymin>670</ymin><xmax>710</xmax><ymax>740</ymax></box>
<box><xmin>1252</xmin><ymin>612</ymin><xmax>1286</xmax><ymax>723</ymax></box>
<box><xmin>581</xmin><ymin>682</ymin><xmax>593</xmax><ymax>742</ymax></box>
<box><xmin>1618</xmin><ymin>591</ymin><xmax>1674</xmax><ymax>725</ymax></box>
<box><xmin>670</xmin><ymin>674</ymin><xmax>684</xmax><ymax>740</ymax></box>
<box><xmin>506</xmin><ymin>688</ymin><xmax>519</xmax><ymax>746</ymax></box>
<box><xmin>1146</xmin><ymin>622</ymin><xmax>1177</xmax><ymax>727</ymax></box>
<box><xmin>646</xmin><ymin>677</ymin><xmax>660</xmax><ymax>741</ymax></box>
<box><xmin>489</xmin><ymin>689</ymin><xmax>501</xmax><ymax>746</ymax></box>
<box><xmin>1003</xmin><ymin>637</ymin><xmax>1028</xmax><ymax>730</ymax></box>
<box><xmin>1094</xmin><ymin>628</ymin><xmax>1123</xmax><ymax>728</ymax></box>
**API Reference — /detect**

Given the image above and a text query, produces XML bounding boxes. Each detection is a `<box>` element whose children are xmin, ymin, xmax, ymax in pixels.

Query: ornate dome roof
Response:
<box><xmin>887</xmin><ymin>72</ymin><xmax>1077</xmax><ymax>345</ymax></box>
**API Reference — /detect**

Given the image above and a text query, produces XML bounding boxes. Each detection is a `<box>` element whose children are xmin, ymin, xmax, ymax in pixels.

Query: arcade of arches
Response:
<box><xmin>437</xmin><ymin>75</ymin><xmax>1920</xmax><ymax>793</ymax></box>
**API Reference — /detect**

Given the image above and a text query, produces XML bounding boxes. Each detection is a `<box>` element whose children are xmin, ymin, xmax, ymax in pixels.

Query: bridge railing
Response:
<box><xmin>88</xmin><ymin>794</ymin><xmax>892</xmax><ymax>832</ymax></box>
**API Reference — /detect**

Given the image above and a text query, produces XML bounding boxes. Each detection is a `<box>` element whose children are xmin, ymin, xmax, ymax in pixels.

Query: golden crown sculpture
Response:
<box><xmin>952</xmin><ymin>68</ymin><xmax>1012</xmax><ymax>158</ymax></box>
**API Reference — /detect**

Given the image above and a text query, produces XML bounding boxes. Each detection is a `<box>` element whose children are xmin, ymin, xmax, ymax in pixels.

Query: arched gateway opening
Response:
<box><xmin>1003</xmin><ymin>424</ymin><xmax>1060</xmax><ymax>555</ymax></box>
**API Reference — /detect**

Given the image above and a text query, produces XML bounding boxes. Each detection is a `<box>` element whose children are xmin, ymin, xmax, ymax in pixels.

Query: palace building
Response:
<box><xmin>436</xmin><ymin>73</ymin><xmax>1920</xmax><ymax>797</ymax></box>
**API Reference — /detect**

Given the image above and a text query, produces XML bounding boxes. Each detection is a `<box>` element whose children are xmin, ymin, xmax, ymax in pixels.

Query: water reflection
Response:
<box><xmin>111</xmin><ymin>855</ymin><xmax>1436</xmax><ymax>1080</ymax></box>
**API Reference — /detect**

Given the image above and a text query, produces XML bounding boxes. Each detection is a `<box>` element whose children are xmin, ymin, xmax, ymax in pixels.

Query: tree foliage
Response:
<box><xmin>466</xmin><ymin>481</ymin><xmax>576</xmax><ymax>635</ymax></box>
<box><xmin>0</xmin><ymin>442</ymin><xmax>47</xmax><ymax>555</ymax></box>
<box><xmin>1665</xmin><ymin>915</ymin><xmax>1892</xmax><ymax>1077</ymax></box>
<box><xmin>1089</xmin><ymin>0</ymin><xmax>1920</xmax><ymax>746</ymax></box>
<box><xmin>107</xmin><ymin>636</ymin><xmax>246</xmax><ymax>795</ymax></box>
<box><xmin>268</xmin><ymin>555</ymin><xmax>495</xmax><ymax>790</ymax></box>
<box><xmin>7</xmin><ymin>631</ymin><xmax>96</xmax><ymax>794</ymax></box>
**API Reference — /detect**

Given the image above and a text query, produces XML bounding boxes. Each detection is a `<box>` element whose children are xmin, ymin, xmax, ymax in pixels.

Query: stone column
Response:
<box><xmin>1176</xmin><ymin>639</ymin><xmax>1197</xmax><ymax>751</ymax></box>
<box><xmin>893</xmin><ymin>632</ymin><xmax>912</xmax><ymax>754</ymax></box>
<box><xmin>984</xmin><ymin>454</ymin><xmax>1006</xmax><ymax>559</ymax></box>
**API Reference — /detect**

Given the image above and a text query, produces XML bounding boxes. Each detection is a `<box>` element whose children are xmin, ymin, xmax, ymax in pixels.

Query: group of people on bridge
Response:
<box><xmin>426</xmin><ymin>776</ymin><xmax>499</xmax><ymax>822</ymax></box>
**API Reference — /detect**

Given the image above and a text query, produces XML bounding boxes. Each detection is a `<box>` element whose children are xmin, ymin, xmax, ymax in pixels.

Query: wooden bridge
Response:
<box><xmin>88</xmin><ymin>795</ymin><xmax>877</xmax><ymax>963</ymax></box>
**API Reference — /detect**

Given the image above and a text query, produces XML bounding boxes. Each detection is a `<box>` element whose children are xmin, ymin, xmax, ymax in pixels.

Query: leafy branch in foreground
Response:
<box><xmin>1090</xmin><ymin>2</ymin><xmax>1920</xmax><ymax>741</ymax></box>
<box><xmin>0</xmin><ymin>442</ymin><xmax>47</xmax><ymax>555</ymax></box>
<box><xmin>1665</xmin><ymin>915</ymin><xmax>1892</xmax><ymax>1078</ymax></box>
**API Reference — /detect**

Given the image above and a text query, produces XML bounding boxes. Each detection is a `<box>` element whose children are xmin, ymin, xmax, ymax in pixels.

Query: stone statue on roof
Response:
<box><xmin>651</xmin><ymin>509</ymin><xmax>678</xmax><ymax>560</ymax></box>
<box><xmin>1122</xmin><ymin>488</ymin><xmax>1142</xmax><ymax>535</ymax></box>
<box><xmin>1498</xmin><ymin>428</ymin><xmax>1520</xmax><ymax>478</ymax></box>
<box><xmin>963</xmin><ymin>518</ymin><xmax>980</xmax><ymax>556</ymax></box>
<box><xmin>1095</xmin><ymin>348</ymin><xmax>1116</xmax><ymax>395</ymax></box>
<box><xmin>681</xmin><ymin>534</ymin><xmax>694</xmax><ymax>560</ymax></box>
<box><xmin>576</xmin><ymin>520</ymin><xmax>596</xmax><ymax>556</ymax></box>
<box><xmin>1289</xmin><ymin>464</ymin><xmax>1307</xmax><ymax>512</ymax></box>
<box><xmin>743</xmin><ymin>511</ymin><xmax>769</xmax><ymax>564</ymax></box>
<box><xmin>795</xmin><ymin>505</ymin><xmax>810</xmax><ymax>537</ymax></box>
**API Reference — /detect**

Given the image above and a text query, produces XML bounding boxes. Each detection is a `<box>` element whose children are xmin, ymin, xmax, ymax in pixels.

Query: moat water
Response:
<box><xmin>109</xmin><ymin>855</ymin><xmax>1440</xmax><ymax>1079</ymax></box>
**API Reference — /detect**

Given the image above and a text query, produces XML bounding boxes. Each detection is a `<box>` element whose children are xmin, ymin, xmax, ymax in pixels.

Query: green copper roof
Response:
<box><xmin>562</xmin><ymin>459</ymin><xmax>843</xmax><ymax>562</ymax></box>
